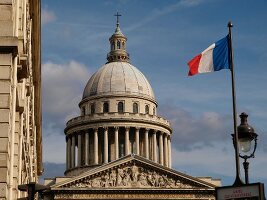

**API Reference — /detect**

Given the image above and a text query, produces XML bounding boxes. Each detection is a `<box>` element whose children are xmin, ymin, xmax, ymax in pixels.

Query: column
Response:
<box><xmin>85</xmin><ymin>132</ymin><xmax>89</xmax><ymax>165</ymax></box>
<box><xmin>145</xmin><ymin>129</ymin><xmax>149</xmax><ymax>158</ymax></box>
<box><xmin>104</xmin><ymin>127</ymin><xmax>108</xmax><ymax>163</ymax></box>
<box><xmin>168</xmin><ymin>136</ymin><xmax>172</xmax><ymax>168</ymax></box>
<box><xmin>65</xmin><ymin>137</ymin><xmax>68</xmax><ymax>169</ymax></box>
<box><xmin>153</xmin><ymin>131</ymin><xmax>157</xmax><ymax>162</ymax></box>
<box><xmin>71</xmin><ymin>134</ymin><xmax>76</xmax><ymax>168</ymax></box>
<box><xmin>94</xmin><ymin>128</ymin><xmax>98</xmax><ymax>165</ymax></box>
<box><xmin>67</xmin><ymin>137</ymin><xmax>71</xmax><ymax>169</ymax></box>
<box><xmin>115</xmin><ymin>127</ymin><xmax>119</xmax><ymax>159</ymax></box>
<box><xmin>159</xmin><ymin>132</ymin><xmax>163</xmax><ymax>165</ymax></box>
<box><xmin>135</xmin><ymin>128</ymin><xmax>140</xmax><ymax>155</ymax></box>
<box><xmin>78</xmin><ymin>133</ymin><xmax>82</xmax><ymax>166</ymax></box>
<box><xmin>164</xmin><ymin>133</ymin><xmax>168</xmax><ymax>167</ymax></box>
<box><xmin>125</xmin><ymin>127</ymin><xmax>130</xmax><ymax>155</ymax></box>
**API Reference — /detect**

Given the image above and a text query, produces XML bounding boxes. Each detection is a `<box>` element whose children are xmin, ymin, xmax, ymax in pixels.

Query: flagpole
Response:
<box><xmin>228</xmin><ymin>21</ymin><xmax>243</xmax><ymax>186</ymax></box>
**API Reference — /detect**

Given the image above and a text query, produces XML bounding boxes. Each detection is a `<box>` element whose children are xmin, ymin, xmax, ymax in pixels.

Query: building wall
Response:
<box><xmin>81</xmin><ymin>96</ymin><xmax>157</xmax><ymax>116</ymax></box>
<box><xmin>0</xmin><ymin>0</ymin><xmax>41</xmax><ymax>199</ymax></box>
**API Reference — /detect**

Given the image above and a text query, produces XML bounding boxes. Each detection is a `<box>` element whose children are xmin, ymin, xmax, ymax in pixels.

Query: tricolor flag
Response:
<box><xmin>187</xmin><ymin>35</ymin><xmax>230</xmax><ymax>76</ymax></box>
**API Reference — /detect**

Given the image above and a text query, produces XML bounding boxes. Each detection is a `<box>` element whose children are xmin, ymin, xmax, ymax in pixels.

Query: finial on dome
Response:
<box><xmin>114</xmin><ymin>12</ymin><xmax>121</xmax><ymax>28</ymax></box>
<box><xmin>107</xmin><ymin>12</ymin><xmax>130</xmax><ymax>63</ymax></box>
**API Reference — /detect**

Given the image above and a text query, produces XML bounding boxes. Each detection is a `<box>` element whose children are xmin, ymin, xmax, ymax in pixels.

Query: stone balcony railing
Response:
<box><xmin>66</xmin><ymin>112</ymin><xmax>171</xmax><ymax>129</ymax></box>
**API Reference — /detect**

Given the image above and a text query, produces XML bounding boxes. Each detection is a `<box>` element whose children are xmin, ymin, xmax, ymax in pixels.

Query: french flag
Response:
<box><xmin>188</xmin><ymin>35</ymin><xmax>230</xmax><ymax>76</ymax></box>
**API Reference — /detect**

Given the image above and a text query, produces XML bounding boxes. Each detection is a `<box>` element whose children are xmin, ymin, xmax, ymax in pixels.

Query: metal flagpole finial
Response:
<box><xmin>228</xmin><ymin>21</ymin><xmax>233</xmax><ymax>28</ymax></box>
<box><xmin>114</xmin><ymin>12</ymin><xmax>122</xmax><ymax>27</ymax></box>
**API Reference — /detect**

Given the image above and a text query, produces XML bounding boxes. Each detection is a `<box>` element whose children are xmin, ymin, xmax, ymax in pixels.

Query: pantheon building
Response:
<box><xmin>44</xmin><ymin>18</ymin><xmax>220</xmax><ymax>200</ymax></box>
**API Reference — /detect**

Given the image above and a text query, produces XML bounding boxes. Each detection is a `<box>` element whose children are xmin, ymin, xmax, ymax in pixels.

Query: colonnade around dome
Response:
<box><xmin>65</xmin><ymin>125</ymin><xmax>171</xmax><ymax>176</ymax></box>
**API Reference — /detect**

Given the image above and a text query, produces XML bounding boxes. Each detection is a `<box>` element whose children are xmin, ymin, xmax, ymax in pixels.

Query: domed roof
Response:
<box><xmin>83</xmin><ymin>62</ymin><xmax>155</xmax><ymax>100</ymax></box>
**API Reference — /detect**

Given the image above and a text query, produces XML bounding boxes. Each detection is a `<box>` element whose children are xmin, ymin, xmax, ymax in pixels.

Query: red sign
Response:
<box><xmin>216</xmin><ymin>183</ymin><xmax>265</xmax><ymax>200</ymax></box>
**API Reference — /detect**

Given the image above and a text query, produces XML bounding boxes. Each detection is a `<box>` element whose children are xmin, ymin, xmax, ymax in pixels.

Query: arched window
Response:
<box><xmin>118</xmin><ymin>101</ymin><xmax>124</xmax><ymax>113</ymax></box>
<box><xmin>122</xmin><ymin>42</ymin><xmax>125</xmax><ymax>49</ymax></box>
<box><xmin>153</xmin><ymin>107</ymin><xmax>155</xmax><ymax>115</ymax></box>
<box><xmin>133</xmin><ymin>103</ymin><xmax>138</xmax><ymax>114</ymax></box>
<box><xmin>81</xmin><ymin>107</ymin><xmax>85</xmax><ymax>116</ymax></box>
<box><xmin>103</xmin><ymin>102</ymin><xmax>109</xmax><ymax>113</ymax></box>
<box><xmin>145</xmin><ymin>105</ymin><xmax>149</xmax><ymax>114</ymax></box>
<box><xmin>111</xmin><ymin>42</ymin><xmax>115</xmax><ymax>50</ymax></box>
<box><xmin>91</xmin><ymin>103</ymin><xmax>95</xmax><ymax>114</ymax></box>
<box><xmin>117</xmin><ymin>41</ymin><xmax>121</xmax><ymax>49</ymax></box>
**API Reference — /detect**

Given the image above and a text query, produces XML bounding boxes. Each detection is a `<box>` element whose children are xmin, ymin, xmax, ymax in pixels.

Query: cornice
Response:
<box><xmin>64</xmin><ymin>113</ymin><xmax>172</xmax><ymax>135</ymax></box>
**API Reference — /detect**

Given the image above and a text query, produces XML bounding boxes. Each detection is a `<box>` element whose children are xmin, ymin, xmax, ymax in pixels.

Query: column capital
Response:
<box><xmin>135</xmin><ymin>127</ymin><xmax>140</xmax><ymax>131</ymax></box>
<box><xmin>125</xmin><ymin>126</ymin><xmax>130</xmax><ymax>131</ymax></box>
<box><xmin>114</xmin><ymin>126</ymin><xmax>119</xmax><ymax>131</ymax></box>
<box><xmin>151</xmin><ymin>129</ymin><xmax>156</xmax><ymax>134</ymax></box>
<box><xmin>159</xmin><ymin>131</ymin><xmax>164</xmax><ymax>136</ymax></box>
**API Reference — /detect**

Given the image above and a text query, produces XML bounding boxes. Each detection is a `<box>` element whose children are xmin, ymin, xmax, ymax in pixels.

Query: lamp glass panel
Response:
<box><xmin>239</xmin><ymin>139</ymin><xmax>251</xmax><ymax>153</ymax></box>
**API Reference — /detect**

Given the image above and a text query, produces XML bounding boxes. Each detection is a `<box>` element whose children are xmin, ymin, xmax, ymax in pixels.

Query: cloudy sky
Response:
<box><xmin>41</xmin><ymin>0</ymin><xmax>267</xmax><ymax>189</ymax></box>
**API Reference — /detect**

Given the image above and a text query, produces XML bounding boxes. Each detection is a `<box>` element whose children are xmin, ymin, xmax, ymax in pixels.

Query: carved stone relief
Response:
<box><xmin>62</xmin><ymin>163</ymin><xmax>199</xmax><ymax>189</ymax></box>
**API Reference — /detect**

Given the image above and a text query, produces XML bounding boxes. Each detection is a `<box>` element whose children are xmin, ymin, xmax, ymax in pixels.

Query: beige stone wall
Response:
<box><xmin>0</xmin><ymin>0</ymin><xmax>41</xmax><ymax>199</ymax></box>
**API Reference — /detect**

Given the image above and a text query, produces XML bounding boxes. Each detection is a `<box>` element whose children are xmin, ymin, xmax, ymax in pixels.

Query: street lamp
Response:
<box><xmin>233</xmin><ymin>112</ymin><xmax>258</xmax><ymax>184</ymax></box>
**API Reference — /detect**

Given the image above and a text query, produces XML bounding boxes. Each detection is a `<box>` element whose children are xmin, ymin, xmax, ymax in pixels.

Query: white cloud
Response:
<box><xmin>158</xmin><ymin>104</ymin><xmax>232</xmax><ymax>151</ymax></box>
<box><xmin>42</xmin><ymin>60</ymin><xmax>91</xmax><ymax>162</ymax></box>
<box><xmin>42</xmin><ymin>9</ymin><xmax>56</xmax><ymax>25</ymax></box>
<box><xmin>172</xmin><ymin>142</ymin><xmax>267</xmax><ymax>183</ymax></box>
<box><xmin>42</xmin><ymin>60</ymin><xmax>90</xmax><ymax>119</ymax></box>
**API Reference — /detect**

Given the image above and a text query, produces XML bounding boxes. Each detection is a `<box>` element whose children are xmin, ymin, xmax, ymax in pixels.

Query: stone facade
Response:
<box><xmin>43</xmin><ymin>19</ymin><xmax>220</xmax><ymax>200</ymax></box>
<box><xmin>64</xmin><ymin>22</ymin><xmax>172</xmax><ymax>177</ymax></box>
<box><xmin>44</xmin><ymin>155</ymin><xmax>220</xmax><ymax>200</ymax></box>
<box><xmin>0</xmin><ymin>0</ymin><xmax>42</xmax><ymax>199</ymax></box>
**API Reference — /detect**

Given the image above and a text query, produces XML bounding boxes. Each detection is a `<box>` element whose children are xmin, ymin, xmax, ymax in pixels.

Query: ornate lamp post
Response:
<box><xmin>233</xmin><ymin>112</ymin><xmax>258</xmax><ymax>184</ymax></box>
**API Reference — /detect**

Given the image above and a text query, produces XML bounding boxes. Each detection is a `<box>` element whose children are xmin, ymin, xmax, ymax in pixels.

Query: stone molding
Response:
<box><xmin>65</xmin><ymin>112</ymin><xmax>171</xmax><ymax>135</ymax></box>
<box><xmin>54</xmin><ymin>193</ymin><xmax>215</xmax><ymax>199</ymax></box>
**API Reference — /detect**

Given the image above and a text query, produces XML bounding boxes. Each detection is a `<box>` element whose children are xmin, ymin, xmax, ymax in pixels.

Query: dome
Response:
<box><xmin>82</xmin><ymin>62</ymin><xmax>155</xmax><ymax>100</ymax></box>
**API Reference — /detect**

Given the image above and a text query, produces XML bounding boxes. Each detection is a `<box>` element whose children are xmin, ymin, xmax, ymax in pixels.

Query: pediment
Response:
<box><xmin>52</xmin><ymin>155</ymin><xmax>216</xmax><ymax>190</ymax></box>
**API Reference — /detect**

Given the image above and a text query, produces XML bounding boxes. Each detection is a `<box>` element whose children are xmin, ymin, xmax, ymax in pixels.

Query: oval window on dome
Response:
<box><xmin>103</xmin><ymin>102</ymin><xmax>109</xmax><ymax>113</ymax></box>
<box><xmin>133</xmin><ymin>103</ymin><xmax>138</xmax><ymax>114</ymax></box>
<box><xmin>145</xmin><ymin>105</ymin><xmax>149</xmax><ymax>114</ymax></box>
<box><xmin>118</xmin><ymin>101</ymin><xmax>124</xmax><ymax>113</ymax></box>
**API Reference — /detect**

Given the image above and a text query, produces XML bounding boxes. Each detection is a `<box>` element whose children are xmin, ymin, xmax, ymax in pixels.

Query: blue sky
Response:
<box><xmin>41</xmin><ymin>0</ymin><xmax>267</xmax><ymax>190</ymax></box>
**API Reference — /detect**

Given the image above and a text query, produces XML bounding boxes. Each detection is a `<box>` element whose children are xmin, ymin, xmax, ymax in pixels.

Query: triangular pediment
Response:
<box><xmin>52</xmin><ymin>155</ymin><xmax>217</xmax><ymax>190</ymax></box>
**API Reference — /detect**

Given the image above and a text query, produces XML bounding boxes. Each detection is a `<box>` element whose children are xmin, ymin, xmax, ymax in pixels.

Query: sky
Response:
<box><xmin>41</xmin><ymin>0</ymin><xmax>267</xmax><ymax>191</ymax></box>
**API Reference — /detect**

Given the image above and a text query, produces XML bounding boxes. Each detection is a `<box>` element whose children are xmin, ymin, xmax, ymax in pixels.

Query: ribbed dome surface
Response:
<box><xmin>83</xmin><ymin>62</ymin><xmax>155</xmax><ymax>100</ymax></box>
